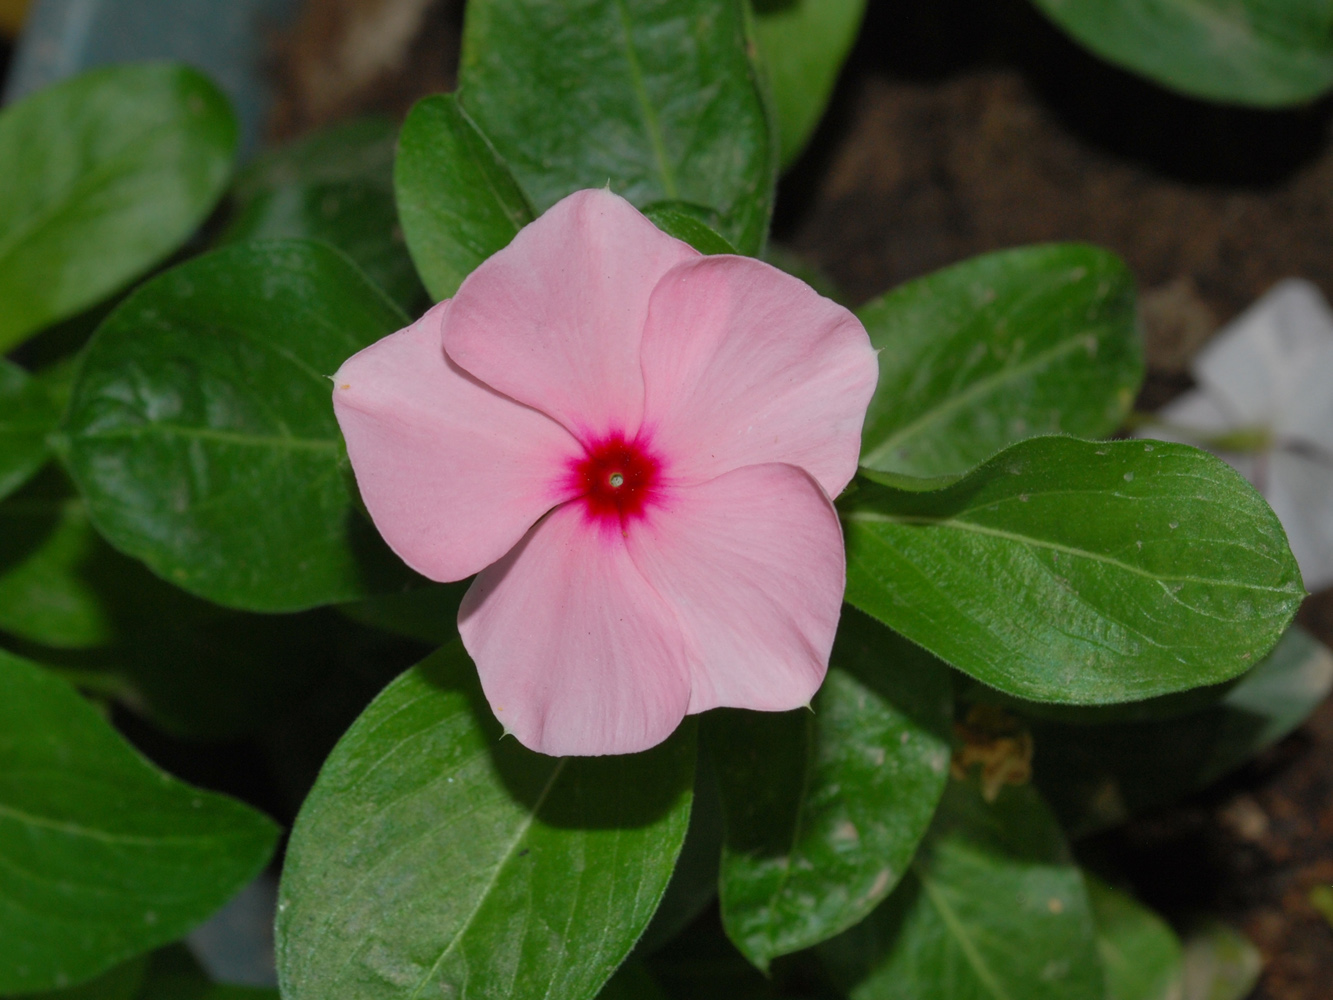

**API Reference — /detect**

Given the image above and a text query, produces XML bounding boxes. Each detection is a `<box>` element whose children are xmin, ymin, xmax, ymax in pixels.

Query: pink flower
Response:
<box><xmin>332</xmin><ymin>189</ymin><xmax>878</xmax><ymax>756</ymax></box>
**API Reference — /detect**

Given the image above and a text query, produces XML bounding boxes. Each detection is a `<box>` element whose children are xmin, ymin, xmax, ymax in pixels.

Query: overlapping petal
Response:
<box><xmin>442</xmin><ymin>189</ymin><xmax>699</xmax><ymax>440</ymax></box>
<box><xmin>637</xmin><ymin>255</ymin><xmax>876</xmax><ymax>497</ymax></box>
<box><xmin>332</xmin><ymin>301</ymin><xmax>582</xmax><ymax>582</ymax></box>
<box><xmin>625</xmin><ymin>463</ymin><xmax>845</xmax><ymax>715</ymax></box>
<box><xmin>459</xmin><ymin>504</ymin><xmax>693</xmax><ymax>757</ymax></box>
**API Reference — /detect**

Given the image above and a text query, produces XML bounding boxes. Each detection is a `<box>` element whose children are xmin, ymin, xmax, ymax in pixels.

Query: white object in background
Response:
<box><xmin>188</xmin><ymin>872</ymin><xmax>279</xmax><ymax>987</ymax></box>
<box><xmin>1145</xmin><ymin>279</ymin><xmax>1333</xmax><ymax>593</ymax></box>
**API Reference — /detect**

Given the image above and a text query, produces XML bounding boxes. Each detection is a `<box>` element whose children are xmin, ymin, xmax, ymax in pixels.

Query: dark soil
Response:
<box><xmin>265</xmin><ymin>1</ymin><xmax>1333</xmax><ymax>996</ymax></box>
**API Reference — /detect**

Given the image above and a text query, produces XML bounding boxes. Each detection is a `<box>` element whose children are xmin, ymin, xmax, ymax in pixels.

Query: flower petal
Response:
<box><xmin>638</xmin><ymin>255</ymin><xmax>877</xmax><ymax>498</ymax></box>
<box><xmin>333</xmin><ymin>301</ymin><xmax>582</xmax><ymax>582</ymax></box>
<box><xmin>1267</xmin><ymin>452</ymin><xmax>1333</xmax><ymax>593</ymax></box>
<box><xmin>625</xmin><ymin>463</ymin><xmax>845</xmax><ymax>715</ymax></box>
<box><xmin>459</xmin><ymin>503</ymin><xmax>692</xmax><ymax>756</ymax></box>
<box><xmin>442</xmin><ymin>189</ymin><xmax>699</xmax><ymax>441</ymax></box>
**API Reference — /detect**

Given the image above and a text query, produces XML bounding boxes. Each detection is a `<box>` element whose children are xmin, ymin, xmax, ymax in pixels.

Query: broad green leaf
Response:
<box><xmin>711</xmin><ymin>608</ymin><xmax>952</xmax><ymax>969</ymax></box>
<box><xmin>842</xmin><ymin>436</ymin><xmax>1304</xmax><ymax>704</ymax></box>
<box><xmin>58</xmin><ymin>239</ymin><xmax>412</xmax><ymax>612</ymax></box>
<box><xmin>751</xmin><ymin>0</ymin><xmax>866</xmax><ymax>168</ymax></box>
<box><xmin>0</xmin><ymin>470</ymin><xmax>118</xmax><ymax>649</ymax></box>
<box><xmin>1028</xmin><ymin>0</ymin><xmax>1333</xmax><ymax>107</ymax></box>
<box><xmin>394</xmin><ymin>94</ymin><xmax>534</xmax><ymax>301</ymax></box>
<box><xmin>0</xmin><ymin>471</ymin><xmax>338</xmax><ymax>738</ymax></box>
<box><xmin>0</xmin><ymin>63</ymin><xmax>237</xmax><ymax>352</ymax></box>
<box><xmin>641</xmin><ymin>204</ymin><xmax>738</xmax><ymax>256</ymax></box>
<box><xmin>0</xmin><ymin>650</ymin><xmax>279</xmax><ymax>994</ymax></box>
<box><xmin>859</xmin><ymin>244</ymin><xmax>1142</xmax><ymax>479</ymax></box>
<box><xmin>0</xmin><ymin>359</ymin><xmax>60</xmax><ymax>502</ymax></box>
<box><xmin>1181</xmin><ymin>921</ymin><xmax>1261</xmax><ymax>1000</ymax></box>
<box><xmin>459</xmin><ymin>0</ymin><xmax>776</xmax><ymax>255</ymax></box>
<box><xmin>276</xmin><ymin>642</ymin><xmax>695</xmax><ymax>1000</ymax></box>
<box><xmin>819</xmin><ymin>779</ymin><xmax>1103</xmax><ymax>1000</ymax></box>
<box><xmin>1087</xmin><ymin>874</ymin><xmax>1184</xmax><ymax>1000</ymax></box>
<box><xmin>1032</xmin><ymin>623</ymin><xmax>1333</xmax><ymax>837</ymax></box>
<box><xmin>15</xmin><ymin>955</ymin><xmax>149</xmax><ymax>1000</ymax></box>
<box><xmin>224</xmin><ymin>117</ymin><xmax>426</xmax><ymax>313</ymax></box>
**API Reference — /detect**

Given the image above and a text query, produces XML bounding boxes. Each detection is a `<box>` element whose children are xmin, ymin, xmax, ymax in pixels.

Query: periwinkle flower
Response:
<box><xmin>333</xmin><ymin>189</ymin><xmax>878</xmax><ymax>756</ymax></box>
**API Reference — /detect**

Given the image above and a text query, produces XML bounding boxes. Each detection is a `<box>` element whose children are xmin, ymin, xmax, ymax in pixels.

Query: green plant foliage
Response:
<box><xmin>0</xmin><ymin>471</ymin><xmax>118</xmax><ymax>648</ymax></box>
<box><xmin>858</xmin><ymin>244</ymin><xmax>1142</xmax><ymax>479</ymax></box>
<box><xmin>819</xmin><ymin>778</ymin><xmax>1104</xmax><ymax>1000</ymax></box>
<box><xmin>710</xmin><ymin>608</ymin><xmax>952</xmax><ymax>969</ymax></box>
<box><xmin>16</xmin><ymin>955</ymin><xmax>149</xmax><ymax>1000</ymax></box>
<box><xmin>224</xmin><ymin>117</ymin><xmax>426</xmax><ymax>313</ymax></box>
<box><xmin>458</xmin><ymin>0</ymin><xmax>776</xmax><ymax>255</ymax></box>
<box><xmin>58</xmin><ymin>239</ymin><xmax>414</xmax><ymax>612</ymax></box>
<box><xmin>0</xmin><ymin>650</ymin><xmax>279</xmax><ymax>994</ymax></box>
<box><xmin>1028</xmin><ymin>0</ymin><xmax>1333</xmax><ymax>107</ymax></box>
<box><xmin>751</xmin><ymin>0</ymin><xmax>866</xmax><ymax>168</ymax></box>
<box><xmin>276</xmin><ymin>642</ymin><xmax>696</xmax><ymax>1000</ymax></box>
<box><xmin>842</xmin><ymin>436</ymin><xmax>1304</xmax><ymax>703</ymax></box>
<box><xmin>1087</xmin><ymin>874</ymin><xmax>1184</xmax><ymax>1000</ymax></box>
<box><xmin>1032</xmin><ymin>624</ymin><xmax>1333</xmax><ymax>837</ymax></box>
<box><xmin>395</xmin><ymin>94</ymin><xmax>535</xmax><ymax>301</ymax></box>
<box><xmin>641</xmin><ymin>204</ymin><xmax>738</xmax><ymax>256</ymax></box>
<box><xmin>0</xmin><ymin>63</ymin><xmax>237</xmax><ymax>352</ymax></box>
<box><xmin>0</xmin><ymin>359</ymin><xmax>61</xmax><ymax>502</ymax></box>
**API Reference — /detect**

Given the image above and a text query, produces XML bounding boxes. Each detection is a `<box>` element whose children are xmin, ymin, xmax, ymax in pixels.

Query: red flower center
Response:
<box><xmin>570</xmin><ymin>433</ymin><xmax>661</xmax><ymax>525</ymax></box>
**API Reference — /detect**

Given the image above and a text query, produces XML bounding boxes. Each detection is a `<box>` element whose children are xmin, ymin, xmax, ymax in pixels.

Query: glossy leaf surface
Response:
<box><xmin>711</xmin><ymin>609</ymin><xmax>952</xmax><ymax>969</ymax></box>
<box><xmin>224</xmin><ymin>117</ymin><xmax>425</xmax><ymax>313</ymax></box>
<box><xmin>59</xmin><ymin>240</ymin><xmax>411</xmax><ymax>612</ymax></box>
<box><xmin>1087</xmin><ymin>874</ymin><xmax>1184</xmax><ymax>1000</ymax></box>
<box><xmin>820</xmin><ymin>779</ymin><xmax>1103</xmax><ymax>1000</ymax></box>
<box><xmin>842</xmin><ymin>436</ymin><xmax>1303</xmax><ymax>703</ymax></box>
<box><xmin>459</xmin><ymin>0</ymin><xmax>775</xmax><ymax>254</ymax></box>
<box><xmin>395</xmin><ymin>94</ymin><xmax>534</xmax><ymax>301</ymax></box>
<box><xmin>0</xmin><ymin>359</ymin><xmax>60</xmax><ymax>502</ymax></box>
<box><xmin>858</xmin><ymin>245</ymin><xmax>1141</xmax><ymax>479</ymax></box>
<box><xmin>751</xmin><ymin>0</ymin><xmax>866</xmax><ymax>168</ymax></box>
<box><xmin>277</xmin><ymin>642</ymin><xmax>695</xmax><ymax>1000</ymax></box>
<box><xmin>1029</xmin><ymin>0</ymin><xmax>1333</xmax><ymax>107</ymax></box>
<box><xmin>0</xmin><ymin>63</ymin><xmax>237</xmax><ymax>351</ymax></box>
<box><xmin>1033</xmin><ymin>624</ymin><xmax>1333</xmax><ymax>837</ymax></box>
<box><xmin>0</xmin><ymin>650</ymin><xmax>279</xmax><ymax>994</ymax></box>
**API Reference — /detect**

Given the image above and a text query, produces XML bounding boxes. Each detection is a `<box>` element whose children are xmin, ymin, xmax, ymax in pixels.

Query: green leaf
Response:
<box><xmin>641</xmin><ymin>204</ymin><xmax>738</xmax><ymax>256</ymax></box>
<box><xmin>0</xmin><ymin>470</ymin><xmax>118</xmax><ymax>649</ymax></box>
<box><xmin>458</xmin><ymin>0</ymin><xmax>776</xmax><ymax>255</ymax></box>
<box><xmin>0</xmin><ymin>63</ymin><xmax>237</xmax><ymax>352</ymax></box>
<box><xmin>1087</xmin><ymin>874</ymin><xmax>1184</xmax><ymax>1000</ymax></box>
<box><xmin>710</xmin><ymin>608</ymin><xmax>952</xmax><ymax>969</ymax></box>
<box><xmin>1028</xmin><ymin>0</ymin><xmax>1333</xmax><ymax>107</ymax></box>
<box><xmin>224</xmin><ymin>117</ymin><xmax>426</xmax><ymax>314</ymax></box>
<box><xmin>842</xmin><ymin>436</ymin><xmax>1304</xmax><ymax>703</ymax></box>
<box><xmin>394</xmin><ymin>94</ymin><xmax>534</xmax><ymax>301</ymax></box>
<box><xmin>0</xmin><ymin>650</ymin><xmax>279</xmax><ymax>994</ymax></box>
<box><xmin>13</xmin><ymin>955</ymin><xmax>149</xmax><ymax>1000</ymax></box>
<box><xmin>276</xmin><ymin>642</ymin><xmax>696</xmax><ymax>1000</ymax></box>
<box><xmin>1180</xmin><ymin>920</ymin><xmax>1262</xmax><ymax>1000</ymax></box>
<box><xmin>858</xmin><ymin>244</ymin><xmax>1142</xmax><ymax>479</ymax></box>
<box><xmin>1032</xmin><ymin>623</ymin><xmax>1333</xmax><ymax>837</ymax></box>
<box><xmin>58</xmin><ymin>239</ymin><xmax>412</xmax><ymax>612</ymax></box>
<box><xmin>0</xmin><ymin>359</ymin><xmax>61</xmax><ymax>502</ymax></box>
<box><xmin>751</xmin><ymin>0</ymin><xmax>866</xmax><ymax>168</ymax></box>
<box><xmin>819</xmin><ymin>779</ymin><xmax>1103</xmax><ymax>1000</ymax></box>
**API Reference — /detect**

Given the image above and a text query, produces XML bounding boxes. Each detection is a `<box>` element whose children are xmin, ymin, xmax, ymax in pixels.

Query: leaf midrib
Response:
<box><xmin>862</xmin><ymin>331</ymin><xmax>1102</xmax><ymax>469</ymax></box>
<box><xmin>916</xmin><ymin>867</ymin><xmax>1015</xmax><ymax>1000</ymax></box>
<box><xmin>845</xmin><ymin>510</ymin><xmax>1296</xmax><ymax>594</ymax></box>
<box><xmin>409</xmin><ymin>758</ymin><xmax>569</xmax><ymax>1000</ymax></box>
<box><xmin>611</xmin><ymin>0</ymin><xmax>679</xmax><ymax>199</ymax></box>
<box><xmin>0</xmin><ymin>799</ymin><xmax>237</xmax><ymax>847</ymax></box>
